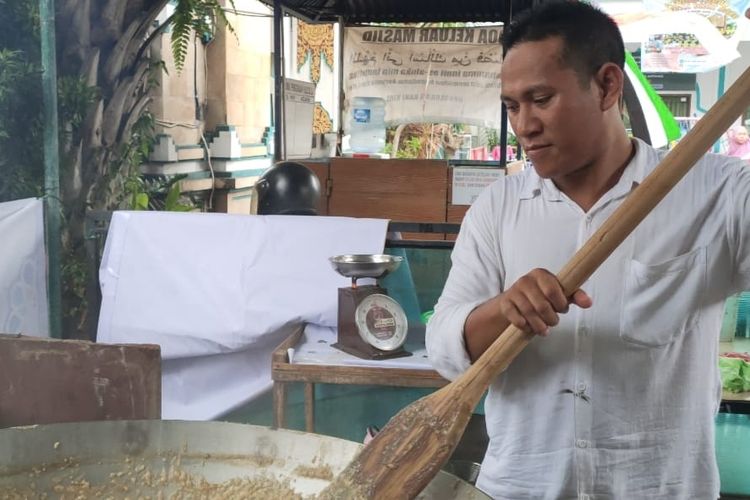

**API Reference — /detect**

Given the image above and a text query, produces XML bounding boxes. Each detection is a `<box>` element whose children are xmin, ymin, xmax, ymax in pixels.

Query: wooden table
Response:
<box><xmin>271</xmin><ymin>324</ymin><xmax>448</xmax><ymax>432</ymax></box>
<box><xmin>272</xmin><ymin>331</ymin><xmax>750</xmax><ymax>430</ymax></box>
<box><xmin>723</xmin><ymin>390</ymin><xmax>750</xmax><ymax>402</ymax></box>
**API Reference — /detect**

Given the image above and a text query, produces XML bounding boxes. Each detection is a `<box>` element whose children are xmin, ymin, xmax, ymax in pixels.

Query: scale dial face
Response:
<box><xmin>354</xmin><ymin>294</ymin><xmax>408</xmax><ymax>351</ymax></box>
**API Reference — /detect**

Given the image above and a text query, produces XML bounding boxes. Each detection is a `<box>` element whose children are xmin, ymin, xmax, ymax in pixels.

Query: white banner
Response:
<box><xmin>635</xmin><ymin>12</ymin><xmax>740</xmax><ymax>73</ymax></box>
<box><xmin>612</xmin><ymin>4</ymin><xmax>741</xmax><ymax>74</ymax></box>
<box><xmin>344</xmin><ymin>26</ymin><xmax>503</xmax><ymax>127</ymax></box>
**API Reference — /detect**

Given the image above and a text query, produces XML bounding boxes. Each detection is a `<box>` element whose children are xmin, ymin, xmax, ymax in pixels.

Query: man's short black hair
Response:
<box><xmin>502</xmin><ymin>1</ymin><xmax>624</xmax><ymax>84</ymax></box>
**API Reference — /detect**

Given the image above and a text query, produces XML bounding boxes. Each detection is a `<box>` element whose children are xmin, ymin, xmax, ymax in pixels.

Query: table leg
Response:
<box><xmin>304</xmin><ymin>382</ymin><xmax>315</xmax><ymax>433</ymax></box>
<box><xmin>273</xmin><ymin>381</ymin><xmax>287</xmax><ymax>429</ymax></box>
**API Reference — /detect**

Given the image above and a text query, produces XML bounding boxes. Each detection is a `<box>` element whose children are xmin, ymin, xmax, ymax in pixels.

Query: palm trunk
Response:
<box><xmin>56</xmin><ymin>0</ymin><xmax>168</xmax><ymax>338</ymax></box>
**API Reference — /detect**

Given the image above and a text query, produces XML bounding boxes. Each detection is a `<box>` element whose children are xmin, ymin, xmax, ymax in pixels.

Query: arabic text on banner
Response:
<box><xmin>343</xmin><ymin>26</ymin><xmax>503</xmax><ymax>127</ymax></box>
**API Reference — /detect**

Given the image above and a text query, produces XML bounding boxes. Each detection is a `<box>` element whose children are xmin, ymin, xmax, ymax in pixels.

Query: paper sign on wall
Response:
<box><xmin>283</xmin><ymin>78</ymin><xmax>316</xmax><ymax>159</ymax></box>
<box><xmin>452</xmin><ymin>167</ymin><xmax>505</xmax><ymax>205</ymax></box>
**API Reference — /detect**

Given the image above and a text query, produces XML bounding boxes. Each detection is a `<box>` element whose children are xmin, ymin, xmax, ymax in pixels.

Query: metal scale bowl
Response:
<box><xmin>329</xmin><ymin>254</ymin><xmax>411</xmax><ymax>360</ymax></box>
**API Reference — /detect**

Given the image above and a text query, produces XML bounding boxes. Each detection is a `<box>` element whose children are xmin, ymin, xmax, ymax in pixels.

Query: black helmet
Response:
<box><xmin>255</xmin><ymin>161</ymin><xmax>321</xmax><ymax>215</ymax></box>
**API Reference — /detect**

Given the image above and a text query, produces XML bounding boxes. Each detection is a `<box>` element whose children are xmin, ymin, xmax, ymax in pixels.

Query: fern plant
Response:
<box><xmin>171</xmin><ymin>0</ymin><xmax>236</xmax><ymax>70</ymax></box>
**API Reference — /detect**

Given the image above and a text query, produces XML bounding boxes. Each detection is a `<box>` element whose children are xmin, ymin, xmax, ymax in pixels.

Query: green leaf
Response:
<box><xmin>134</xmin><ymin>193</ymin><xmax>149</xmax><ymax>210</ymax></box>
<box><xmin>164</xmin><ymin>181</ymin><xmax>181</xmax><ymax>209</ymax></box>
<box><xmin>164</xmin><ymin>181</ymin><xmax>192</xmax><ymax>211</ymax></box>
<box><xmin>169</xmin><ymin>0</ymin><xmax>237</xmax><ymax>71</ymax></box>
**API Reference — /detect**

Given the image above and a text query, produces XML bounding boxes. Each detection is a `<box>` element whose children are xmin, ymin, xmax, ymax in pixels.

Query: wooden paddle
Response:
<box><xmin>319</xmin><ymin>65</ymin><xmax>750</xmax><ymax>500</ymax></box>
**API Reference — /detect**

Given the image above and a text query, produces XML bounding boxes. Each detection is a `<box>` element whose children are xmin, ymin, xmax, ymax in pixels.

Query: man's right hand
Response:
<box><xmin>463</xmin><ymin>268</ymin><xmax>592</xmax><ymax>361</ymax></box>
<box><xmin>495</xmin><ymin>268</ymin><xmax>592</xmax><ymax>336</ymax></box>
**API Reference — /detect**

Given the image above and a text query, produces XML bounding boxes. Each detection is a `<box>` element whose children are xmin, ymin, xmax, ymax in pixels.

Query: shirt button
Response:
<box><xmin>576</xmin><ymin>439</ymin><xmax>589</xmax><ymax>449</ymax></box>
<box><xmin>577</xmin><ymin>382</ymin><xmax>587</xmax><ymax>392</ymax></box>
<box><xmin>580</xmin><ymin>326</ymin><xmax>588</xmax><ymax>336</ymax></box>
<box><xmin>585</xmin><ymin>215</ymin><xmax>592</xmax><ymax>223</ymax></box>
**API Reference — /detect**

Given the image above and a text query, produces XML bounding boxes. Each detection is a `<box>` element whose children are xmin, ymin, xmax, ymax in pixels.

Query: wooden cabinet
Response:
<box><xmin>328</xmin><ymin>158</ymin><xmax>447</xmax><ymax>223</ymax></box>
<box><xmin>301</xmin><ymin>161</ymin><xmax>331</xmax><ymax>216</ymax></box>
<box><xmin>301</xmin><ymin>158</ymin><xmax>496</xmax><ymax>239</ymax></box>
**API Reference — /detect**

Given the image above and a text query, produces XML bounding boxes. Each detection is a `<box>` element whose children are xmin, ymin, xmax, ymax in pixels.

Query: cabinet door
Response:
<box><xmin>328</xmin><ymin>158</ymin><xmax>448</xmax><ymax>229</ymax></box>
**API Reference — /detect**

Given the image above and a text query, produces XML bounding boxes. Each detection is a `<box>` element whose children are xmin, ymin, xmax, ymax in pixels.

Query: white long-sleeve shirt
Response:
<box><xmin>426</xmin><ymin>139</ymin><xmax>750</xmax><ymax>499</ymax></box>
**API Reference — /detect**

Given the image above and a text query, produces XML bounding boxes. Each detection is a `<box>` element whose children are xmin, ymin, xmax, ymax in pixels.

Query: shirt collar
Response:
<box><xmin>517</xmin><ymin>138</ymin><xmax>650</xmax><ymax>202</ymax></box>
<box><xmin>625</xmin><ymin>137</ymin><xmax>649</xmax><ymax>185</ymax></box>
<box><xmin>518</xmin><ymin>169</ymin><xmax>544</xmax><ymax>200</ymax></box>
<box><xmin>605</xmin><ymin>138</ymin><xmax>648</xmax><ymax>201</ymax></box>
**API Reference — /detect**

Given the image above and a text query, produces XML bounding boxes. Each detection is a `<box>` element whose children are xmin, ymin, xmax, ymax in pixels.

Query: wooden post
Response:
<box><xmin>304</xmin><ymin>382</ymin><xmax>315</xmax><ymax>432</ymax></box>
<box><xmin>273</xmin><ymin>381</ymin><xmax>287</xmax><ymax>429</ymax></box>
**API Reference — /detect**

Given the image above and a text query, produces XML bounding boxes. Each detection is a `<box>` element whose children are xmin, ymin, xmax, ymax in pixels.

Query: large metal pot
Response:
<box><xmin>0</xmin><ymin>420</ymin><xmax>490</xmax><ymax>498</ymax></box>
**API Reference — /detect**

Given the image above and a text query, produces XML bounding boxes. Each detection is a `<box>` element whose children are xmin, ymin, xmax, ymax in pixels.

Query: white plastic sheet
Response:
<box><xmin>96</xmin><ymin>211</ymin><xmax>389</xmax><ymax>419</ymax></box>
<box><xmin>0</xmin><ymin>198</ymin><xmax>48</xmax><ymax>337</ymax></box>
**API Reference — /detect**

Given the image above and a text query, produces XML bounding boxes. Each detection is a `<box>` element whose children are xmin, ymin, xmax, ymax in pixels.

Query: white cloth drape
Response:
<box><xmin>96</xmin><ymin>211</ymin><xmax>389</xmax><ymax>419</ymax></box>
<box><xmin>0</xmin><ymin>198</ymin><xmax>48</xmax><ymax>337</ymax></box>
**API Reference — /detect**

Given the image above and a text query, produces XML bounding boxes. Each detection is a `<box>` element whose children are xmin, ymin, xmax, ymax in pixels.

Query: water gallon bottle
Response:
<box><xmin>349</xmin><ymin>96</ymin><xmax>386</xmax><ymax>154</ymax></box>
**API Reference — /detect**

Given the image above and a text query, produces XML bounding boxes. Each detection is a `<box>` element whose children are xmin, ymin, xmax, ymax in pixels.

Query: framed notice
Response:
<box><xmin>451</xmin><ymin>167</ymin><xmax>505</xmax><ymax>205</ymax></box>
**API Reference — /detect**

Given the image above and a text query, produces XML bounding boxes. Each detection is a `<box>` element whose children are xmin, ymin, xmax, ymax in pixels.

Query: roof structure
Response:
<box><xmin>257</xmin><ymin>0</ymin><xmax>537</xmax><ymax>24</ymax></box>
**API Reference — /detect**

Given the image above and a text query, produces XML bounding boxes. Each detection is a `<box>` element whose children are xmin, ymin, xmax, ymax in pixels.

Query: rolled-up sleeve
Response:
<box><xmin>426</xmin><ymin>190</ymin><xmax>505</xmax><ymax>380</ymax></box>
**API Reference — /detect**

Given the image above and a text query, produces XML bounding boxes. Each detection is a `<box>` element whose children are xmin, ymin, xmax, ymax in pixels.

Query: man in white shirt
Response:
<box><xmin>426</xmin><ymin>2</ymin><xmax>750</xmax><ymax>499</ymax></box>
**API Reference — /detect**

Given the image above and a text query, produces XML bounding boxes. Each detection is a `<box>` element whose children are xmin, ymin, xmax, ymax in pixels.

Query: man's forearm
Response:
<box><xmin>463</xmin><ymin>295</ymin><xmax>511</xmax><ymax>362</ymax></box>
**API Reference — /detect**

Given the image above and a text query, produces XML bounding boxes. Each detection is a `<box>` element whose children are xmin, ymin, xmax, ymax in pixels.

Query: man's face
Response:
<box><xmin>501</xmin><ymin>37</ymin><xmax>604</xmax><ymax>179</ymax></box>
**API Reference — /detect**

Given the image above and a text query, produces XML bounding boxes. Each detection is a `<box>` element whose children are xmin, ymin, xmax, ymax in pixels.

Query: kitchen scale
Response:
<box><xmin>329</xmin><ymin>254</ymin><xmax>411</xmax><ymax>360</ymax></box>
